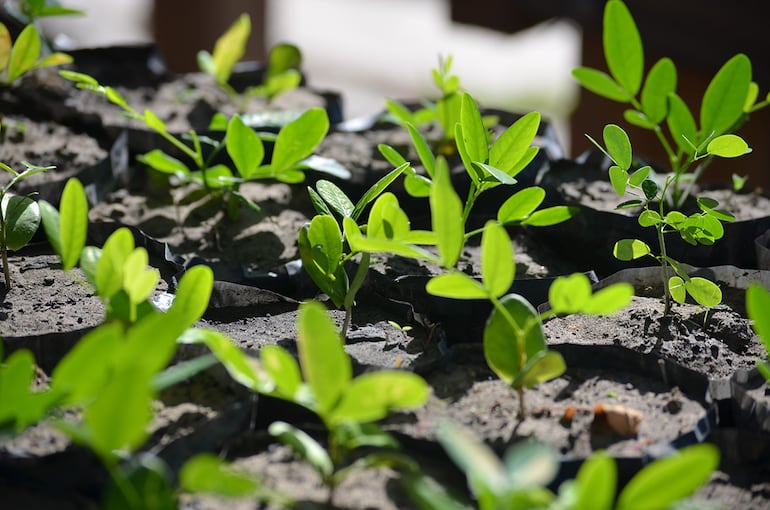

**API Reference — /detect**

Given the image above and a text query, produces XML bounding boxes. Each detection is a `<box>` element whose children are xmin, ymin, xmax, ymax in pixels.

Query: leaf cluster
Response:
<box><xmin>0</xmin><ymin>21</ymin><xmax>71</xmax><ymax>85</ymax></box>
<box><xmin>592</xmin><ymin>124</ymin><xmax>731</xmax><ymax>311</ymax></box>
<box><xmin>59</xmin><ymin>70</ymin><xmax>345</xmax><ymax>218</ymax></box>
<box><xmin>197</xmin><ymin>13</ymin><xmax>302</xmax><ymax>107</ymax></box>
<box><xmin>572</xmin><ymin>0</ymin><xmax>766</xmax><ymax>208</ymax></box>
<box><xmin>404</xmin><ymin>420</ymin><xmax>720</xmax><ymax>510</ymax></box>
<box><xmin>0</xmin><ymin>161</ymin><xmax>52</xmax><ymax>288</ymax></box>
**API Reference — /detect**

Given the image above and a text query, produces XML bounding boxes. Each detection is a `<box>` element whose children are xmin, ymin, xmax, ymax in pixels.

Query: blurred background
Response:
<box><xmin>33</xmin><ymin>0</ymin><xmax>770</xmax><ymax>187</ymax></box>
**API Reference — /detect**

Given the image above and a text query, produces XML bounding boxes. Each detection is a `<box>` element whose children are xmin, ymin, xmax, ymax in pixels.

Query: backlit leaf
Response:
<box><xmin>613</xmin><ymin>239</ymin><xmax>650</xmax><ymax>260</ymax></box>
<box><xmin>481</xmin><ymin>221</ymin><xmax>514</xmax><ymax>299</ymax></box>
<box><xmin>603</xmin><ymin>0</ymin><xmax>643</xmax><ymax>97</ymax></box>
<box><xmin>701</xmin><ymin>54</ymin><xmax>751</xmax><ymax>137</ymax></box>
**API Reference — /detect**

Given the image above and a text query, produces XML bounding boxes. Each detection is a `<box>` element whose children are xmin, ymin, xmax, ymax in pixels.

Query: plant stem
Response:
<box><xmin>516</xmin><ymin>386</ymin><xmax>526</xmax><ymax>419</ymax></box>
<box><xmin>656</xmin><ymin>202</ymin><xmax>671</xmax><ymax>316</ymax></box>
<box><xmin>1</xmin><ymin>244</ymin><xmax>10</xmax><ymax>289</ymax></box>
<box><xmin>341</xmin><ymin>253</ymin><xmax>370</xmax><ymax>339</ymax></box>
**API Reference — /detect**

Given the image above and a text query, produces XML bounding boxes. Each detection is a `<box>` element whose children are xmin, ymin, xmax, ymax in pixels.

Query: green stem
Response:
<box><xmin>1</xmin><ymin>243</ymin><xmax>10</xmax><ymax>289</ymax></box>
<box><xmin>656</xmin><ymin>187</ymin><xmax>672</xmax><ymax>316</ymax></box>
<box><xmin>341</xmin><ymin>252</ymin><xmax>370</xmax><ymax>339</ymax></box>
<box><xmin>105</xmin><ymin>461</ymin><xmax>141</xmax><ymax>510</ymax></box>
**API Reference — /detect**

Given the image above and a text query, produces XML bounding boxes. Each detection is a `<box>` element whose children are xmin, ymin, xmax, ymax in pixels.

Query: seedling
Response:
<box><xmin>300</xmin><ymin>162</ymin><xmax>437</xmax><ymax>337</ymax></box>
<box><xmin>381</xmin><ymin>92</ymin><xmax>575</xmax><ymax>241</ymax></box>
<box><xmin>40</xmin><ymin>178</ymin><xmax>161</xmax><ymax>324</ymax></box>
<box><xmin>572</xmin><ymin>0</ymin><xmax>766</xmax><ymax>209</ymax></box>
<box><xmin>59</xmin><ymin>70</ymin><xmax>344</xmax><ymax>220</ymax></box>
<box><xmin>197</xmin><ymin>13</ymin><xmax>302</xmax><ymax>110</ymax></box>
<box><xmin>427</xmin><ymin>219</ymin><xmax>632</xmax><ymax>417</ymax></box>
<box><xmin>590</xmin><ymin>124</ymin><xmax>735</xmax><ymax>315</ymax></box>
<box><xmin>0</xmin><ymin>21</ymin><xmax>71</xmax><ymax>136</ymax></box>
<box><xmin>747</xmin><ymin>282</ymin><xmax>770</xmax><ymax>381</ymax></box>
<box><xmin>0</xmin><ymin>161</ymin><xmax>52</xmax><ymax>289</ymax></box>
<box><xmin>403</xmin><ymin>420</ymin><xmax>720</xmax><ymax>510</ymax></box>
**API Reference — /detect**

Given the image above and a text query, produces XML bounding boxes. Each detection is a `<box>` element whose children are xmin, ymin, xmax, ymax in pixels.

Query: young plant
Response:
<box><xmin>747</xmin><ymin>282</ymin><xmax>770</xmax><ymax>381</ymax></box>
<box><xmin>0</xmin><ymin>20</ymin><xmax>71</xmax><ymax>85</ymax></box>
<box><xmin>299</xmin><ymin>162</ymin><xmax>436</xmax><ymax>337</ymax></box>
<box><xmin>404</xmin><ymin>420</ymin><xmax>720</xmax><ymax>510</ymax></box>
<box><xmin>3</xmin><ymin>0</ymin><xmax>83</xmax><ymax>24</ymax></box>
<box><xmin>50</xmin><ymin>263</ymin><xmax>215</xmax><ymax>509</ymax></box>
<box><xmin>0</xmin><ymin>161</ymin><xmax>52</xmax><ymax>289</ymax></box>
<box><xmin>572</xmin><ymin>0</ymin><xmax>766</xmax><ymax>209</ymax></box>
<box><xmin>40</xmin><ymin>177</ymin><xmax>161</xmax><ymax>324</ymax></box>
<box><xmin>427</xmin><ymin>219</ymin><xmax>632</xmax><ymax>418</ymax></box>
<box><xmin>263</xmin><ymin>300</ymin><xmax>428</xmax><ymax>507</ymax></box>
<box><xmin>197</xmin><ymin>13</ymin><xmax>302</xmax><ymax>109</ymax></box>
<box><xmin>381</xmin><ymin>92</ymin><xmax>575</xmax><ymax>239</ymax></box>
<box><xmin>182</xmin><ymin>301</ymin><xmax>430</xmax><ymax>507</ymax></box>
<box><xmin>58</xmin><ymin>70</ymin><xmax>344</xmax><ymax>220</ymax></box>
<box><xmin>1</xmin><ymin>21</ymin><xmax>71</xmax><ymax>135</ymax></box>
<box><xmin>590</xmin><ymin>124</ymin><xmax>735</xmax><ymax>315</ymax></box>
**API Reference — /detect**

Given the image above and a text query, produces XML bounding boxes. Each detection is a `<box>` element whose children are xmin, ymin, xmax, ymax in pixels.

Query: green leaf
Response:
<box><xmin>226</xmin><ymin>115</ymin><xmax>264</xmax><ymax>178</ymax></box>
<box><xmin>122</xmin><ymin>248</ymin><xmax>158</xmax><ymax>305</ymax></box>
<box><xmin>616</xmin><ymin>444</ymin><xmax>719</xmax><ymax>510</ymax></box>
<box><xmin>179</xmin><ymin>328</ymin><xmax>267</xmax><ymax>392</ymax></box>
<box><xmin>707</xmin><ymin>134</ymin><xmax>749</xmax><ymax>158</ymax></box>
<box><xmin>549</xmin><ymin>273</ymin><xmax>592</xmax><ymax>314</ymax></box>
<box><xmin>522</xmin><ymin>206</ymin><xmax>578</xmax><ymax>227</ymax></box>
<box><xmin>503</xmin><ymin>440</ymin><xmax>559</xmax><ymax>488</ymax></box>
<box><xmin>269</xmin><ymin>421</ymin><xmax>333</xmax><ymax>478</ymax></box>
<box><xmin>638</xmin><ymin>210</ymin><xmax>662</xmax><ymax>227</ymax></box>
<box><xmin>628</xmin><ymin>166</ymin><xmax>651</xmax><ymax>187</ymax></box>
<box><xmin>210</xmin><ymin>13</ymin><xmax>250</xmax><ymax>84</ymax></box>
<box><xmin>180</xmin><ymin>454</ymin><xmax>259</xmax><ymax>497</ymax></box>
<box><xmin>603</xmin><ymin>124</ymin><xmax>632</xmax><ymax>170</ymax></box>
<box><xmin>95</xmin><ymin>228</ymin><xmax>133</xmax><ymax>299</ymax></box>
<box><xmin>351</xmin><ymin>163</ymin><xmax>408</xmax><ymax>221</ymax></box>
<box><xmin>430</xmin><ymin>158</ymin><xmax>464</xmax><ymax>268</ymax></box>
<box><xmin>613</xmin><ymin>239</ymin><xmax>650</xmax><ymax>260</ymax></box>
<box><xmin>377</xmin><ymin>143</ymin><xmax>408</xmax><ymax>168</ymax></box>
<box><xmin>266</xmin><ymin>42</ymin><xmax>302</xmax><ymax>78</ymax></box>
<box><xmin>609</xmin><ymin>165</ymin><xmax>629</xmax><ymax>195</ymax></box>
<box><xmin>328</xmin><ymin>371</ymin><xmax>429</xmax><ymax>426</ymax></box>
<box><xmin>669</xmin><ymin>276</ymin><xmax>686</xmax><ymax>304</ymax></box>
<box><xmin>0</xmin><ymin>349</ymin><xmax>60</xmax><ymax>431</ymax></box>
<box><xmin>640</xmin><ymin>58</ymin><xmax>677</xmax><ymax>124</ymax></box>
<box><xmin>426</xmin><ymin>272</ymin><xmax>487</xmax><ymax>299</ymax></box>
<box><xmin>7</xmin><ymin>24</ymin><xmax>40</xmax><ymax>83</ymax></box>
<box><xmin>366</xmin><ymin>192</ymin><xmax>410</xmax><ymax>240</ymax></box>
<box><xmin>316</xmin><ymin>179</ymin><xmax>355</xmax><ymax>218</ymax></box>
<box><xmin>38</xmin><ymin>200</ymin><xmax>62</xmax><ymax>260</ymax></box>
<box><xmin>296</xmin><ymin>300</ymin><xmax>350</xmax><ymax>416</ymax></box>
<box><xmin>459</xmin><ymin>93</ymin><xmax>489</xmax><ymax>164</ymax></box>
<box><xmin>641</xmin><ymin>179</ymin><xmax>659</xmax><ymax>200</ymax></box>
<box><xmin>305</xmin><ymin>214</ymin><xmax>343</xmax><ymax>275</ymax></box>
<box><xmin>583</xmin><ymin>283</ymin><xmax>634</xmax><ymax>315</ymax></box>
<box><xmin>489</xmin><ymin>111</ymin><xmax>540</xmax><ymax>173</ymax></box>
<box><xmin>572</xmin><ymin>67</ymin><xmax>631</xmax><ymax>102</ymax></box>
<box><xmin>137</xmin><ymin>149</ymin><xmax>190</xmax><ymax>177</ymax></box>
<box><xmin>497</xmin><ymin>186</ymin><xmax>545</xmax><ymax>224</ymax></box>
<box><xmin>686</xmin><ymin>277</ymin><xmax>722</xmax><ymax>307</ymax></box>
<box><xmin>701</xmin><ymin>54</ymin><xmax>752</xmax><ymax>137</ymax></box>
<box><xmin>574</xmin><ymin>453</ymin><xmax>616</xmax><ymax>510</ymax></box>
<box><xmin>81</xmin><ymin>366</ymin><xmax>153</xmax><ymax>460</ymax></box>
<box><xmin>603</xmin><ymin>0</ymin><xmax>644</xmax><ymax>96</ymax></box>
<box><xmin>171</xmin><ymin>265</ymin><xmax>214</xmax><ymax>325</ymax></box>
<box><xmin>484</xmin><ymin>294</ymin><xmax>546</xmax><ymax>386</ymax></box>
<box><xmin>747</xmin><ymin>283</ymin><xmax>770</xmax><ymax>352</ymax></box>
<box><xmin>667</xmin><ymin>94</ymin><xmax>698</xmax><ymax>154</ymax></box>
<box><xmin>473</xmin><ymin>162</ymin><xmax>516</xmax><ymax>185</ymax></box>
<box><xmin>406</xmin><ymin>123</ymin><xmax>436</xmax><ymax>178</ymax></box>
<box><xmin>0</xmin><ymin>23</ymin><xmax>10</xmax><ymax>70</ymax></box>
<box><xmin>260</xmin><ymin>345</ymin><xmax>302</xmax><ymax>399</ymax></box>
<box><xmin>271</xmin><ymin>108</ymin><xmax>329</xmax><ymax>174</ymax></box>
<box><xmin>516</xmin><ymin>350</ymin><xmax>566</xmax><ymax>389</ymax></box>
<box><xmin>298</xmin><ymin>223</ymin><xmax>348</xmax><ymax>307</ymax></box>
<box><xmin>1</xmin><ymin>195</ymin><xmax>40</xmax><ymax>251</ymax></box>
<box><xmin>57</xmin><ymin>178</ymin><xmax>88</xmax><ymax>270</ymax></box>
<box><xmin>481</xmin><ymin>221</ymin><xmax>514</xmax><ymax>299</ymax></box>
<box><xmin>33</xmin><ymin>52</ymin><xmax>72</xmax><ymax>70</ymax></box>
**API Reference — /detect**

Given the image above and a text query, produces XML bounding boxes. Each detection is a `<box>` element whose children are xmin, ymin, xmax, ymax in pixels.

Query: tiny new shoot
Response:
<box><xmin>590</xmin><ymin>124</ymin><xmax>735</xmax><ymax>315</ymax></box>
<box><xmin>427</xmin><ymin>219</ymin><xmax>632</xmax><ymax>418</ymax></box>
<box><xmin>572</xmin><ymin>0</ymin><xmax>765</xmax><ymax>209</ymax></box>
<box><xmin>747</xmin><ymin>283</ymin><xmax>770</xmax><ymax>382</ymax></box>
<box><xmin>262</xmin><ymin>300</ymin><xmax>429</xmax><ymax>507</ymax></box>
<box><xmin>0</xmin><ymin>161</ymin><xmax>52</xmax><ymax>289</ymax></box>
<box><xmin>197</xmin><ymin>13</ymin><xmax>302</xmax><ymax>109</ymax></box>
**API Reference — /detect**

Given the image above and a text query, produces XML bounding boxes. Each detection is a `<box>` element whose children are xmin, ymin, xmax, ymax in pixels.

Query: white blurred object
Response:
<box><xmin>37</xmin><ymin>0</ymin><xmax>153</xmax><ymax>49</ymax></box>
<box><xmin>266</xmin><ymin>0</ymin><xmax>581</xmax><ymax>147</ymax></box>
